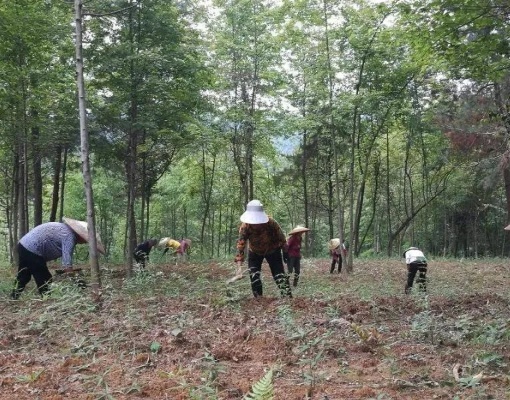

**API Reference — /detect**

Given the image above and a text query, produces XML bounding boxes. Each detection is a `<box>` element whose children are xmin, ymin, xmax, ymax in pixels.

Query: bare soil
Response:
<box><xmin>0</xmin><ymin>258</ymin><xmax>509</xmax><ymax>399</ymax></box>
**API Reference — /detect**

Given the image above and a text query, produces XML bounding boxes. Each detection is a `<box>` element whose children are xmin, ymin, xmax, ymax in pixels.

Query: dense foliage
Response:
<box><xmin>1</xmin><ymin>0</ymin><xmax>510</xmax><ymax>269</ymax></box>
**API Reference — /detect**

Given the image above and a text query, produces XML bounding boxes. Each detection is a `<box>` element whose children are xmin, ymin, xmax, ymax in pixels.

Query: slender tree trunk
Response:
<box><xmin>50</xmin><ymin>145</ymin><xmax>62</xmax><ymax>222</ymax></box>
<box><xmin>59</xmin><ymin>146</ymin><xmax>68</xmax><ymax>221</ymax></box>
<box><xmin>17</xmin><ymin>142</ymin><xmax>28</xmax><ymax>238</ymax></box>
<box><xmin>75</xmin><ymin>0</ymin><xmax>101</xmax><ymax>292</ymax></box>
<box><xmin>31</xmin><ymin>123</ymin><xmax>43</xmax><ymax>226</ymax></box>
<box><xmin>125</xmin><ymin>2</ymin><xmax>139</xmax><ymax>276</ymax></box>
<box><xmin>322</xmin><ymin>0</ymin><xmax>347</xmax><ymax>270</ymax></box>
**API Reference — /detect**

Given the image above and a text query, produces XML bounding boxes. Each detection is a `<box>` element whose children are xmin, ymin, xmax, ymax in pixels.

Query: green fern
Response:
<box><xmin>244</xmin><ymin>368</ymin><xmax>274</xmax><ymax>400</ymax></box>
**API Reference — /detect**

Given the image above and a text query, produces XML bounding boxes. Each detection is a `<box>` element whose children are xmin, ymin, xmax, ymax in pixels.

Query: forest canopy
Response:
<box><xmin>1</xmin><ymin>0</ymin><xmax>510</xmax><ymax>269</ymax></box>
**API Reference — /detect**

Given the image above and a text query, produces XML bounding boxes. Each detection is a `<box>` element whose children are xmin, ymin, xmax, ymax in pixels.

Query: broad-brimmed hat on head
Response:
<box><xmin>328</xmin><ymin>238</ymin><xmax>341</xmax><ymax>251</ymax></box>
<box><xmin>505</xmin><ymin>224</ymin><xmax>510</xmax><ymax>231</ymax></box>
<box><xmin>63</xmin><ymin>217</ymin><xmax>105</xmax><ymax>254</ymax></box>
<box><xmin>402</xmin><ymin>246</ymin><xmax>419</xmax><ymax>257</ymax></box>
<box><xmin>158</xmin><ymin>237</ymin><xmax>170</xmax><ymax>248</ymax></box>
<box><xmin>289</xmin><ymin>225</ymin><xmax>310</xmax><ymax>235</ymax></box>
<box><xmin>240</xmin><ymin>200</ymin><xmax>269</xmax><ymax>224</ymax></box>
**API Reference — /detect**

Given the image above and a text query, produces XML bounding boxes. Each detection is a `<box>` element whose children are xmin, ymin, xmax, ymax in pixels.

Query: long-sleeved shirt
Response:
<box><xmin>235</xmin><ymin>218</ymin><xmax>286</xmax><ymax>263</ymax></box>
<box><xmin>162</xmin><ymin>239</ymin><xmax>181</xmax><ymax>250</ymax></box>
<box><xmin>177</xmin><ymin>239</ymin><xmax>191</xmax><ymax>255</ymax></box>
<box><xmin>134</xmin><ymin>240</ymin><xmax>155</xmax><ymax>256</ymax></box>
<box><xmin>19</xmin><ymin>222</ymin><xmax>77</xmax><ymax>266</ymax></box>
<box><xmin>404</xmin><ymin>249</ymin><xmax>427</xmax><ymax>265</ymax></box>
<box><xmin>285</xmin><ymin>235</ymin><xmax>302</xmax><ymax>258</ymax></box>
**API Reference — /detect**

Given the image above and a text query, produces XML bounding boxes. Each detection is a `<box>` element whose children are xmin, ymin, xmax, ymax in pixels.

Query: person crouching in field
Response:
<box><xmin>158</xmin><ymin>237</ymin><xmax>181</xmax><ymax>256</ymax></box>
<box><xmin>158</xmin><ymin>237</ymin><xmax>191</xmax><ymax>264</ymax></box>
<box><xmin>235</xmin><ymin>199</ymin><xmax>292</xmax><ymax>298</ymax></box>
<box><xmin>403</xmin><ymin>246</ymin><xmax>428</xmax><ymax>294</ymax></box>
<box><xmin>328</xmin><ymin>238</ymin><xmax>347</xmax><ymax>273</ymax></box>
<box><xmin>11</xmin><ymin>217</ymin><xmax>105</xmax><ymax>300</ymax></box>
<box><xmin>176</xmin><ymin>239</ymin><xmax>191</xmax><ymax>263</ymax></box>
<box><xmin>283</xmin><ymin>225</ymin><xmax>310</xmax><ymax>287</ymax></box>
<box><xmin>134</xmin><ymin>238</ymin><xmax>158</xmax><ymax>269</ymax></box>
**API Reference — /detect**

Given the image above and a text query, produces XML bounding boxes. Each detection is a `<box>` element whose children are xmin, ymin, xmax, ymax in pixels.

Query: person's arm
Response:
<box><xmin>274</xmin><ymin>220</ymin><xmax>287</xmax><ymax>248</ymax></box>
<box><xmin>235</xmin><ymin>224</ymin><xmax>249</xmax><ymax>265</ymax></box>
<box><xmin>61</xmin><ymin>234</ymin><xmax>77</xmax><ymax>267</ymax></box>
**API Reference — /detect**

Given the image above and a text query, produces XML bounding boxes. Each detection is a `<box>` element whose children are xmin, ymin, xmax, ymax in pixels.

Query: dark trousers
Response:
<box><xmin>405</xmin><ymin>262</ymin><xmax>427</xmax><ymax>294</ymax></box>
<box><xmin>134</xmin><ymin>250</ymin><xmax>149</xmax><ymax>269</ymax></box>
<box><xmin>11</xmin><ymin>243</ymin><xmax>52</xmax><ymax>299</ymax></box>
<box><xmin>330</xmin><ymin>256</ymin><xmax>342</xmax><ymax>273</ymax></box>
<box><xmin>287</xmin><ymin>257</ymin><xmax>301</xmax><ymax>287</ymax></box>
<box><xmin>248</xmin><ymin>249</ymin><xmax>292</xmax><ymax>298</ymax></box>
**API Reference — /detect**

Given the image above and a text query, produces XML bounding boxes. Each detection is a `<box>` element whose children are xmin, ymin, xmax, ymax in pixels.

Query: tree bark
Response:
<box><xmin>50</xmin><ymin>145</ymin><xmax>62</xmax><ymax>222</ymax></box>
<box><xmin>75</xmin><ymin>0</ymin><xmax>102</xmax><ymax>292</ymax></box>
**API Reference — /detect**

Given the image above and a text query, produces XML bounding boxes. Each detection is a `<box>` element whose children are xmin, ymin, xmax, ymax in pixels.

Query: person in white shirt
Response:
<box><xmin>402</xmin><ymin>246</ymin><xmax>428</xmax><ymax>294</ymax></box>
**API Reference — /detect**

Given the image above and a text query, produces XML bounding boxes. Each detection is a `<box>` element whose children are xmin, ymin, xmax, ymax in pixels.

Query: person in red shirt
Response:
<box><xmin>176</xmin><ymin>238</ymin><xmax>192</xmax><ymax>263</ymax></box>
<box><xmin>234</xmin><ymin>200</ymin><xmax>292</xmax><ymax>298</ymax></box>
<box><xmin>283</xmin><ymin>225</ymin><xmax>310</xmax><ymax>287</ymax></box>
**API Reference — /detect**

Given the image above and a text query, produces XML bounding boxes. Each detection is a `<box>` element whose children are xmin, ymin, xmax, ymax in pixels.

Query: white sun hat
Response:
<box><xmin>63</xmin><ymin>217</ymin><xmax>106</xmax><ymax>254</ymax></box>
<box><xmin>240</xmin><ymin>200</ymin><xmax>269</xmax><ymax>224</ymax></box>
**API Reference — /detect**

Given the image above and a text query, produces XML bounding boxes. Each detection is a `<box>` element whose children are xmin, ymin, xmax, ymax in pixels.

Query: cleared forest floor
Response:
<box><xmin>0</xmin><ymin>257</ymin><xmax>509</xmax><ymax>399</ymax></box>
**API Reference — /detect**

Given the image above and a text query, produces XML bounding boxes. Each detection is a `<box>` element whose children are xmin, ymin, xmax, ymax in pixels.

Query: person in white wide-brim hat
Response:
<box><xmin>283</xmin><ymin>225</ymin><xmax>310</xmax><ymax>287</ymax></box>
<box><xmin>233</xmin><ymin>200</ymin><xmax>292</xmax><ymax>298</ymax></box>
<box><xmin>11</xmin><ymin>217</ymin><xmax>105</xmax><ymax>300</ymax></box>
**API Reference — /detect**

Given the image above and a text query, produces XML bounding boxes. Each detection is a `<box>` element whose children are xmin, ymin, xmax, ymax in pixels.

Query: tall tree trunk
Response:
<box><xmin>31</xmin><ymin>124</ymin><xmax>43</xmax><ymax>226</ymax></box>
<box><xmin>200</xmin><ymin>148</ymin><xmax>216</xmax><ymax>256</ymax></box>
<box><xmin>50</xmin><ymin>145</ymin><xmax>62</xmax><ymax>222</ymax></box>
<box><xmin>17</xmin><ymin>142</ymin><xmax>28</xmax><ymax>238</ymax></box>
<box><xmin>75</xmin><ymin>0</ymin><xmax>102</xmax><ymax>292</ymax></box>
<box><xmin>59</xmin><ymin>146</ymin><xmax>68</xmax><ymax>221</ymax></box>
<box><xmin>125</xmin><ymin>2</ymin><xmax>139</xmax><ymax>276</ymax></box>
<box><xmin>322</xmin><ymin>0</ymin><xmax>347</xmax><ymax>270</ymax></box>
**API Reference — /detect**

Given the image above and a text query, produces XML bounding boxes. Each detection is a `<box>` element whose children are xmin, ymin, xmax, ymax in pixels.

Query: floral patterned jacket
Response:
<box><xmin>235</xmin><ymin>218</ymin><xmax>286</xmax><ymax>263</ymax></box>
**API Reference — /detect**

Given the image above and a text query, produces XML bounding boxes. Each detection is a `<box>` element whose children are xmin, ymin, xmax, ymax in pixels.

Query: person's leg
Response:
<box><xmin>266</xmin><ymin>249</ymin><xmax>292</xmax><ymax>298</ymax></box>
<box><xmin>287</xmin><ymin>258</ymin><xmax>295</xmax><ymax>275</ymax></box>
<box><xmin>416</xmin><ymin>264</ymin><xmax>427</xmax><ymax>292</ymax></box>
<box><xmin>330</xmin><ymin>259</ymin><xmax>336</xmax><ymax>273</ymax></box>
<box><xmin>134</xmin><ymin>251</ymin><xmax>145</xmax><ymax>269</ymax></box>
<box><xmin>248</xmin><ymin>251</ymin><xmax>264</xmax><ymax>297</ymax></box>
<box><xmin>13</xmin><ymin>243</ymin><xmax>51</xmax><ymax>298</ymax></box>
<box><xmin>405</xmin><ymin>263</ymin><xmax>418</xmax><ymax>294</ymax></box>
<box><xmin>30</xmin><ymin>260</ymin><xmax>53</xmax><ymax>297</ymax></box>
<box><xmin>292</xmin><ymin>257</ymin><xmax>301</xmax><ymax>287</ymax></box>
<box><xmin>11</xmin><ymin>244</ymin><xmax>34</xmax><ymax>299</ymax></box>
<box><xmin>338</xmin><ymin>254</ymin><xmax>343</xmax><ymax>273</ymax></box>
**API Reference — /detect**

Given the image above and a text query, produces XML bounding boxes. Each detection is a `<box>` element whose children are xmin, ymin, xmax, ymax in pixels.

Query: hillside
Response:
<box><xmin>0</xmin><ymin>258</ymin><xmax>508</xmax><ymax>399</ymax></box>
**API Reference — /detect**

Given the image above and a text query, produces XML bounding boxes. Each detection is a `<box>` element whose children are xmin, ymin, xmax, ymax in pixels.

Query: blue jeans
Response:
<box><xmin>248</xmin><ymin>248</ymin><xmax>292</xmax><ymax>298</ymax></box>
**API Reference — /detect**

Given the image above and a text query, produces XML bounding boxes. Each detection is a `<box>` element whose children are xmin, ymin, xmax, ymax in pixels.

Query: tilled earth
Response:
<box><xmin>0</xmin><ymin>258</ymin><xmax>509</xmax><ymax>399</ymax></box>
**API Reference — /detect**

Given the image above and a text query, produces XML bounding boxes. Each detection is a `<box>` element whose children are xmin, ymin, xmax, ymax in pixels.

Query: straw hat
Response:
<box><xmin>289</xmin><ymin>225</ymin><xmax>310</xmax><ymax>235</ymax></box>
<box><xmin>240</xmin><ymin>200</ymin><xmax>269</xmax><ymax>224</ymax></box>
<box><xmin>63</xmin><ymin>217</ymin><xmax>105</xmax><ymax>254</ymax></box>
<box><xmin>158</xmin><ymin>237</ymin><xmax>170</xmax><ymax>248</ymax></box>
<box><xmin>328</xmin><ymin>238</ymin><xmax>341</xmax><ymax>251</ymax></box>
<box><xmin>505</xmin><ymin>224</ymin><xmax>510</xmax><ymax>231</ymax></box>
